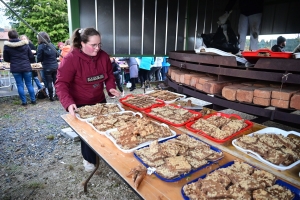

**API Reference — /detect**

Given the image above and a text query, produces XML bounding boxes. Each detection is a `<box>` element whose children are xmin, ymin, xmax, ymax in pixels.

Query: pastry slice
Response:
<box><xmin>239</xmin><ymin>177</ymin><xmax>265</xmax><ymax>191</ymax></box>
<box><xmin>251</xmin><ymin>169</ymin><xmax>276</xmax><ymax>187</ymax></box>
<box><xmin>265</xmin><ymin>149</ymin><xmax>290</xmax><ymax>165</ymax></box>
<box><xmin>156</xmin><ymin>164</ymin><xmax>179</xmax><ymax>179</ymax></box>
<box><xmin>188</xmin><ymin>148</ymin><xmax>214</xmax><ymax>160</ymax></box>
<box><xmin>266</xmin><ymin>184</ymin><xmax>294</xmax><ymax>200</ymax></box>
<box><xmin>206</xmin><ymin>151</ymin><xmax>224</xmax><ymax>161</ymax></box>
<box><xmin>160</xmin><ymin>141</ymin><xmax>180</xmax><ymax>157</ymax></box>
<box><xmin>227</xmin><ymin>172</ymin><xmax>251</xmax><ymax>185</ymax></box>
<box><xmin>185</xmin><ymin>156</ymin><xmax>208</xmax><ymax>169</ymax></box>
<box><xmin>183</xmin><ymin>181</ymin><xmax>207</xmax><ymax>200</ymax></box>
<box><xmin>259</xmin><ymin>134</ymin><xmax>283</xmax><ymax>148</ymax></box>
<box><xmin>238</xmin><ymin>135</ymin><xmax>258</xmax><ymax>145</ymax></box>
<box><xmin>205</xmin><ymin>171</ymin><xmax>231</xmax><ymax>188</ymax></box>
<box><xmin>274</xmin><ymin>134</ymin><xmax>297</xmax><ymax>149</ymax></box>
<box><xmin>228</xmin><ymin>184</ymin><xmax>251</xmax><ymax>200</ymax></box>
<box><xmin>165</xmin><ymin>155</ymin><xmax>191</xmax><ymax>173</ymax></box>
<box><xmin>199</xmin><ymin>179</ymin><xmax>232</xmax><ymax>199</ymax></box>
<box><xmin>228</xmin><ymin>160</ymin><xmax>254</xmax><ymax>175</ymax></box>
<box><xmin>252</xmin><ymin>189</ymin><xmax>277</xmax><ymax>200</ymax></box>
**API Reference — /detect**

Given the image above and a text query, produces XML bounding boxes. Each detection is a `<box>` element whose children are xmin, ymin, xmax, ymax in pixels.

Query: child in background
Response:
<box><xmin>59</xmin><ymin>39</ymin><xmax>71</xmax><ymax>62</ymax></box>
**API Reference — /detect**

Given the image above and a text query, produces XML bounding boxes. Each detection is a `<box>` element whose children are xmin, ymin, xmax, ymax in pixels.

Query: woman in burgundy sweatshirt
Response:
<box><xmin>55</xmin><ymin>28</ymin><xmax>119</xmax><ymax>172</ymax></box>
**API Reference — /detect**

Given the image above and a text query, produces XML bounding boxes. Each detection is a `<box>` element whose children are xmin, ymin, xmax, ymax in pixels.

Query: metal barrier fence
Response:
<box><xmin>0</xmin><ymin>69</ymin><xmax>15</xmax><ymax>91</ymax></box>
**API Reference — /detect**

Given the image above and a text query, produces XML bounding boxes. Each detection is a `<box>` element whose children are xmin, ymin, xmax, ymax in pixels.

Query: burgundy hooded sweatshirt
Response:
<box><xmin>55</xmin><ymin>48</ymin><xmax>116</xmax><ymax>110</ymax></box>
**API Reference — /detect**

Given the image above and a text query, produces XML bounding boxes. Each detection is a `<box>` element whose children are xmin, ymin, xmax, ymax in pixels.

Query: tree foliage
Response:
<box><xmin>4</xmin><ymin>0</ymin><xmax>69</xmax><ymax>48</ymax></box>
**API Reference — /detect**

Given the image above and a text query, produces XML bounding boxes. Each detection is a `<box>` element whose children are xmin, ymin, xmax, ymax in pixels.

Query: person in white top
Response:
<box><xmin>148</xmin><ymin>57</ymin><xmax>163</xmax><ymax>81</ymax></box>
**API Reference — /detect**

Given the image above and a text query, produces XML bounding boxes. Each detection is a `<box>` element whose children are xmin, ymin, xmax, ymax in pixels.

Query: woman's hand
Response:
<box><xmin>68</xmin><ymin>104</ymin><xmax>78</xmax><ymax>116</ymax></box>
<box><xmin>109</xmin><ymin>88</ymin><xmax>120</xmax><ymax>97</ymax></box>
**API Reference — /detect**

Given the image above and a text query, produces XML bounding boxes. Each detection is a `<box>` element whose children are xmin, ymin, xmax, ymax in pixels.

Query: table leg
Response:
<box><xmin>121</xmin><ymin>68</ymin><xmax>124</xmax><ymax>85</ymax></box>
<box><xmin>83</xmin><ymin>155</ymin><xmax>99</xmax><ymax>192</ymax></box>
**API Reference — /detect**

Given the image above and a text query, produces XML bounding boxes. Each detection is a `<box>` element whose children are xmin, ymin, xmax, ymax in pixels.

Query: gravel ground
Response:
<box><xmin>1</xmin><ymin>85</ymin><xmax>299</xmax><ymax>200</ymax></box>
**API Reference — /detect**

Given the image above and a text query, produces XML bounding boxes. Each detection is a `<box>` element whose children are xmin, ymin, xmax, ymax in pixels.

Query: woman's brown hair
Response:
<box><xmin>71</xmin><ymin>28</ymin><xmax>101</xmax><ymax>49</ymax></box>
<box><xmin>37</xmin><ymin>32</ymin><xmax>51</xmax><ymax>44</ymax></box>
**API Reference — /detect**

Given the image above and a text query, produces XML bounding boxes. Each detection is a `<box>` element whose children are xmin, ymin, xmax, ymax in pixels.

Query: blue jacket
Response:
<box><xmin>162</xmin><ymin>57</ymin><xmax>170</xmax><ymax>67</ymax></box>
<box><xmin>139</xmin><ymin>57</ymin><xmax>154</xmax><ymax>70</ymax></box>
<box><xmin>3</xmin><ymin>39</ymin><xmax>35</xmax><ymax>73</ymax></box>
<box><xmin>37</xmin><ymin>43</ymin><xmax>58</xmax><ymax>71</ymax></box>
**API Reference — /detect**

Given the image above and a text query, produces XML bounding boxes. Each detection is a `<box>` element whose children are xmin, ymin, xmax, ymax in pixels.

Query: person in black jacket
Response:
<box><xmin>20</xmin><ymin>35</ymin><xmax>44</xmax><ymax>91</ymax></box>
<box><xmin>110</xmin><ymin>57</ymin><xmax>124</xmax><ymax>97</ymax></box>
<box><xmin>3</xmin><ymin>30</ymin><xmax>36</xmax><ymax>105</ymax></box>
<box><xmin>37</xmin><ymin>32</ymin><xmax>59</xmax><ymax>101</ymax></box>
<box><xmin>271</xmin><ymin>36</ymin><xmax>286</xmax><ymax>52</ymax></box>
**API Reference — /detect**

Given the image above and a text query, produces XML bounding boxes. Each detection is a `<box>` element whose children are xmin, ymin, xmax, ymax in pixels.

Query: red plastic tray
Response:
<box><xmin>242</xmin><ymin>49</ymin><xmax>293</xmax><ymax>63</ymax></box>
<box><xmin>185</xmin><ymin>112</ymin><xmax>253</xmax><ymax>143</ymax></box>
<box><xmin>144</xmin><ymin>104</ymin><xmax>202</xmax><ymax>127</ymax></box>
<box><xmin>119</xmin><ymin>94</ymin><xmax>165</xmax><ymax>111</ymax></box>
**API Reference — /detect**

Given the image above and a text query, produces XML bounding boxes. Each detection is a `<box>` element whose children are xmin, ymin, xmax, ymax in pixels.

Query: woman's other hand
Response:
<box><xmin>68</xmin><ymin>104</ymin><xmax>78</xmax><ymax>116</ymax></box>
<box><xmin>109</xmin><ymin>88</ymin><xmax>120</xmax><ymax>97</ymax></box>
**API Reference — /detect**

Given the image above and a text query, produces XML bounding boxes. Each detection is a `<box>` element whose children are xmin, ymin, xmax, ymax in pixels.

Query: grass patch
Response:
<box><xmin>1</xmin><ymin>196</ymin><xmax>11</xmax><ymax>200</ymax></box>
<box><xmin>12</xmin><ymin>100</ymin><xmax>20</xmax><ymax>105</ymax></box>
<box><xmin>68</xmin><ymin>165</ymin><xmax>74</xmax><ymax>171</ymax></box>
<box><xmin>2</xmin><ymin>114</ymin><xmax>11</xmax><ymax>119</ymax></box>
<box><xmin>27</xmin><ymin>182</ymin><xmax>45</xmax><ymax>189</ymax></box>
<box><xmin>17</xmin><ymin>107</ymin><xmax>26</xmax><ymax>112</ymax></box>
<box><xmin>47</xmin><ymin>124</ymin><xmax>55</xmax><ymax>129</ymax></box>
<box><xmin>7</xmin><ymin>165</ymin><xmax>20</xmax><ymax>173</ymax></box>
<box><xmin>114</xmin><ymin>183</ymin><xmax>120</xmax><ymax>187</ymax></box>
<box><xmin>46</xmin><ymin>135</ymin><xmax>54</xmax><ymax>140</ymax></box>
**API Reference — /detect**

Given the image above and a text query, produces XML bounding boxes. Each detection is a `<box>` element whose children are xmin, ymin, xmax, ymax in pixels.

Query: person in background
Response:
<box><xmin>59</xmin><ymin>39</ymin><xmax>71</xmax><ymax>62</ymax></box>
<box><xmin>3</xmin><ymin>30</ymin><xmax>36</xmax><ymax>105</ymax></box>
<box><xmin>117</xmin><ymin>57</ymin><xmax>139</xmax><ymax>91</ymax></box>
<box><xmin>20</xmin><ymin>34</ymin><xmax>43</xmax><ymax>91</ymax></box>
<box><xmin>55</xmin><ymin>27</ymin><xmax>119</xmax><ymax>172</ymax></box>
<box><xmin>271</xmin><ymin>36</ymin><xmax>286</xmax><ymax>52</ymax></box>
<box><xmin>37</xmin><ymin>32</ymin><xmax>59</xmax><ymax>101</ymax></box>
<box><xmin>218</xmin><ymin>0</ymin><xmax>264</xmax><ymax>53</ymax></box>
<box><xmin>57</xmin><ymin>42</ymin><xmax>64</xmax><ymax>54</ymax></box>
<box><xmin>148</xmin><ymin>57</ymin><xmax>163</xmax><ymax>81</ymax></box>
<box><xmin>110</xmin><ymin>57</ymin><xmax>124</xmax><ymax>97</ymax></box>
<box><xmin>123</xmin><ymin>68</ymin><xmax>130</xmax><ymax>85</ymax></box>
<box><xmin>138</xmin><ymin>57</ymin><xmax>154</xmax><ymax>89</ymax></box>
<box><xmin>161</xmin><ymin>57</ymin><xmax>170</xmax><ymax>81</ymax></box>
<box><xmin>19</xmin><ymin>35</ymin><xmax>36</xmax><ymax>54</ymax></box>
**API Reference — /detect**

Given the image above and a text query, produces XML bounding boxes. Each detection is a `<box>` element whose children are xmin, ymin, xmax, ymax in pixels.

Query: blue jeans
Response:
<box><xmin>161</xmin><ymin>66</ymin><xmax>169</xmax><ymax>80</ymax></box>
<box><xmin>40</xmin><ymin>70</ymin><xmax>48</xmax><ymax>88</ymax></box>
<box><xmin>33</xmin><ymin>76</ymin><xmax>43</xmax><ymax>90</ymax></box>
<box><xmin>12</xmin><ymin>72</ymin><xmax>36</xmax><ymax>103</ymax></box>
<box><xmin>45</xmin><ymin>70</ymin><xmax>57</xmax><ymax>98</ymax></box>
